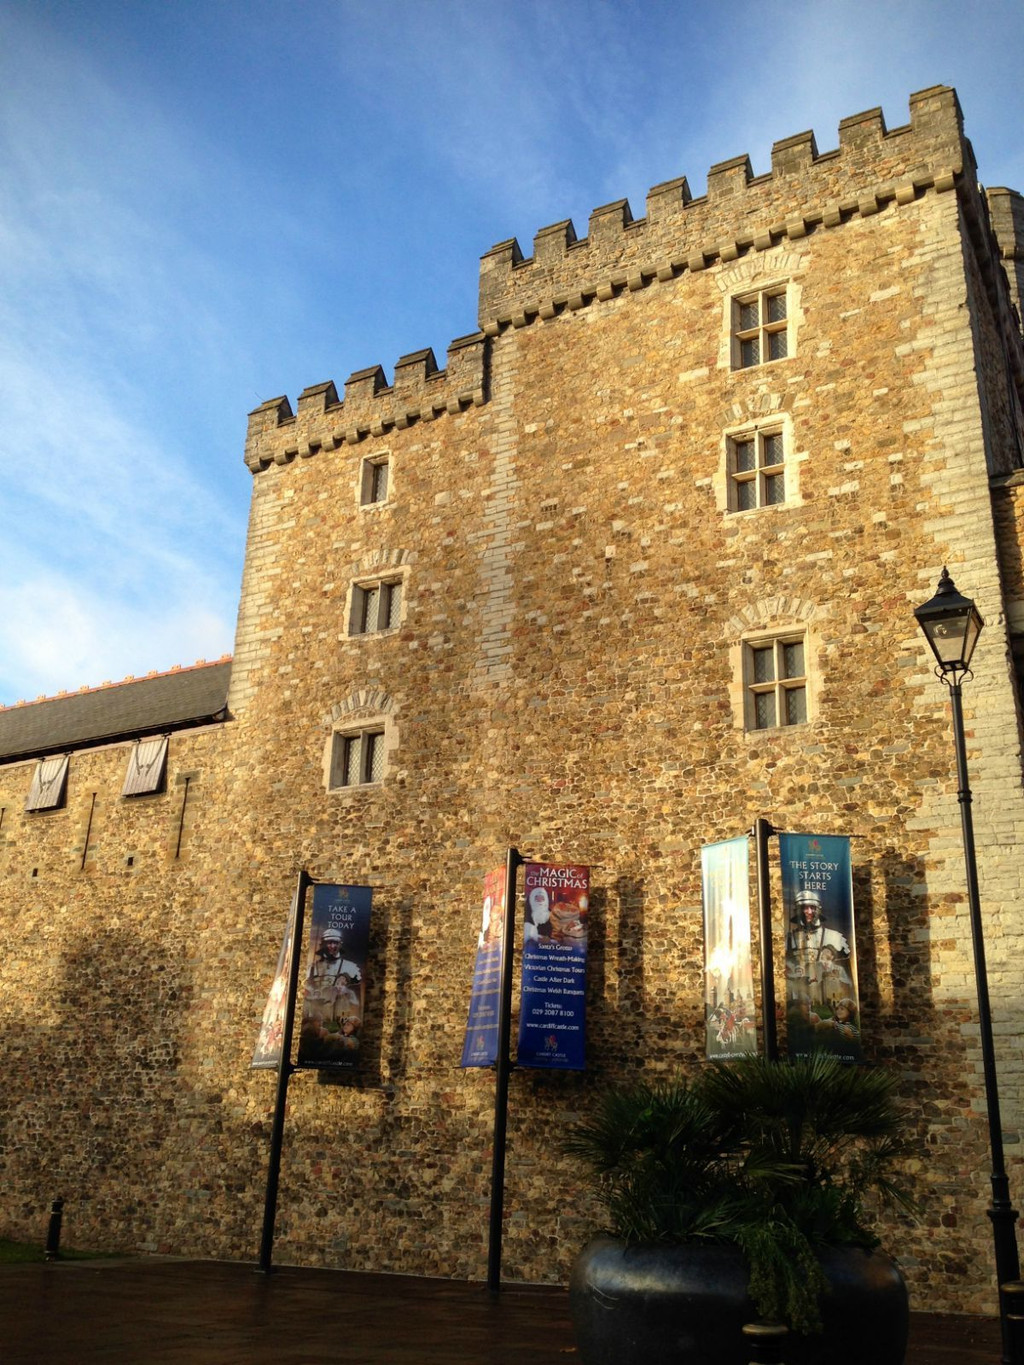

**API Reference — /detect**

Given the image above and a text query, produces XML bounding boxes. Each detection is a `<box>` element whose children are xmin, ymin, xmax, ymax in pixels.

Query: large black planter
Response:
<box><xmin>570</xmin><ymin>1236</ymin><xmax>909</xmax><ymax>1365</ymax></box>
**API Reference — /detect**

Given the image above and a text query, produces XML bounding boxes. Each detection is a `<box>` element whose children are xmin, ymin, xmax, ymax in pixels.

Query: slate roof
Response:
<box><xmin>0</xmin><ymin>659</ymin><xmax>232</xmax><ymax>763</ymax></box>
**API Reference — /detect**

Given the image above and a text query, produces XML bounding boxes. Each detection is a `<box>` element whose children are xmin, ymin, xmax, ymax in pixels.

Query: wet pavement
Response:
<box><xmin>0</xmin><ymin>1257</ymin><xmax>1004</xmax><ymax>1363</ymax></box>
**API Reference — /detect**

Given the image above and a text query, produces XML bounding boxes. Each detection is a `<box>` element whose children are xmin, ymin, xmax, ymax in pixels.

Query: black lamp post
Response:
<box><xmin>915</xmin><ymin>567</ymin><xmax>1021</xmax><ymax>1363</ymax></box>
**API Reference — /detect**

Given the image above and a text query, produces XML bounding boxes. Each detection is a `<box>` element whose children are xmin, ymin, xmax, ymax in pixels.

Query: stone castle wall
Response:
<box><xmin>0</xmin><ymin>726</ymin><xmax>236</xmax><ymax>1253</ymax></box>
<box><xmin>2</xmin><ymin>87</ymin><xmax>1024</xmax><ymax>1315</ymax></box>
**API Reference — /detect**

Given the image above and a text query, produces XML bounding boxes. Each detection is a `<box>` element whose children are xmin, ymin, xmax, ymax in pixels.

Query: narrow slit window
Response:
<box><xmin>381</xmin><ymin>580</ymin><xmax>401</xmax><ymax>629</ymax></box>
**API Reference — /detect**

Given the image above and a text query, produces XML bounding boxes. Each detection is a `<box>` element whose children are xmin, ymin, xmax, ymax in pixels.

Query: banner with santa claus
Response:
<box><xmin>516</xmin><ymin>863</ymin><xmax>589</xmax><ymax>1070</ymax></box>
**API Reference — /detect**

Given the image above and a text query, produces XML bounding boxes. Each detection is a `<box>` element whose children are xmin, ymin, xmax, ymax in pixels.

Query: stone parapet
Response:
<box><xmin>478</xmin><ymin>85</ymin><xmax>967</xmax><ymax>331</ymax></box>
<box><xmin>243</xmin><ymin>333</ymin><xmax>487</xmax><ymax>473</ymax></box>
<box><xmin>987</xmin><ymin>186</ymin><xmax>1024</xmax><ymax>325</ymax></box>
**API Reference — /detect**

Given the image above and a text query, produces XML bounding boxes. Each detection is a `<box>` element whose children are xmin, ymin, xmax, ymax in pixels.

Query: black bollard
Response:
<box><xmin>742</xmin><ymin>1320</ymin><xmax>789</xmax><ymax>1365</ymax></box>
<box><xmin>44</xmin><ymin>1197</ymin><xmax>64</xmax><ymax>1261</ymax></box>
<box><xmin>1003</xmin><ymin>1280</ymin><xmax>1024</xmax><ymax>1365</ymax></box>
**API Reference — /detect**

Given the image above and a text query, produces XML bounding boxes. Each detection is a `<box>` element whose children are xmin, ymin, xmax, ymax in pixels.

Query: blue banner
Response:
<box><xmin>297</xmin><ymin>883</ymin><xmax>373</xmax><ymax>1071</ymax></box>
<box><xmin>779</xmin><ymin>834</ymin><xmax>863</xmax><ymax>1063</ymax></box>
<box><xmin>461</xmin><ymin>868</ymin><xmax>507</xmax><ymax>1068</ymax></box>
<box><xmin>516</xmin><ymin>863</ymin><xmax>589</xmax><ymax>1070</ymax></box>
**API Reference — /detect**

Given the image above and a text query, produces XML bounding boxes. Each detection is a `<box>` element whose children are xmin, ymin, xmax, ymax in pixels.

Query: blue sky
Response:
<box><xmin>1</xmin><ymin>0</ymin><xmax>1022</xmax><ymax>707</ymax></box>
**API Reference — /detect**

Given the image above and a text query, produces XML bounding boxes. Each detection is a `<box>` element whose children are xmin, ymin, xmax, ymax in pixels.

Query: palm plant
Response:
<box><xmin>565</xmin><ymin>1055</ymin><xmax>915</xmax><ymax>1334</ymax></box>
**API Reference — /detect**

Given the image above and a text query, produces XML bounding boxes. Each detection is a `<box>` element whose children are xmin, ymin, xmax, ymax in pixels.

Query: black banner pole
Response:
<box><xmin>257</xmin><ymin>868</ymin><xmax>311</xmax><ymax>1274</ymax></box>
<box><xmin>753</xmin><ymin>819</ymin><xmax>778</xmax><ymax>1062</ymax></box>
<box><xmin>949</xmin><ymin>683</ymin><xmax>1020</xmax><ymax>1363</ymax></box>
<box><xmin>487</xmin><ymin>846</ymin><xmax>522</xmax><ymax>1294</ymax></box>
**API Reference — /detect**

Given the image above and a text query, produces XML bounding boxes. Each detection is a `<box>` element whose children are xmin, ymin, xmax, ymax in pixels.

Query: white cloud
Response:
<box><xmin>0</xmin><ymin>343</ymin><xmax>243</xmax><ymax>704</ymax></box>
<box><xmin>0</xmin><ymin>346</ymin><xmax>239</xmax><ymax>549</ymax></box>
<box><xmin>0</xmin><ymin>6</ymin><xmax>260</xmax><ymax>703</ymax></box>
<box><xmin>0</xmin><ymin>567</ymin><xmax>234</xmax><ymax>705</ymax></box>
<box><xmin>0</xmin><ymin>0</ymin><xmax>1021</xmax><ymax>711</ymax></box>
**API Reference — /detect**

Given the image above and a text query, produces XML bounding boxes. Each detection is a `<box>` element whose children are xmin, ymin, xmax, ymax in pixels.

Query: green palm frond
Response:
<box><xmin>700</xmin><ymin>1055</ymin><xmax>904</xmax><ymax>1143</ymax></box>
<box><xmin>563</xmin><ymin>1078</ymin><xmax>737</xmax><ymax>1176</ymax></box>
<box><xmin>564</xmin><ymin>1058</ymin><xmax>916</xmax><ymax>1337</ymax></box>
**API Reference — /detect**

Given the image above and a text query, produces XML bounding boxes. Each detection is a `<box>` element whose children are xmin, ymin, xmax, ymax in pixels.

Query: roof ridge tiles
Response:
<box><xmin>0</xmin><ymin>655</ymin><xmax>233</xmax><ymax>713</ymax></box>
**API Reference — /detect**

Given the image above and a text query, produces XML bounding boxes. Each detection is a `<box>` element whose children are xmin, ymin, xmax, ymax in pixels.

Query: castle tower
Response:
<box><xmin>1</xmin><ymin>86</ymin><xmax>1023</xmax><ymax>1315</ymax></box>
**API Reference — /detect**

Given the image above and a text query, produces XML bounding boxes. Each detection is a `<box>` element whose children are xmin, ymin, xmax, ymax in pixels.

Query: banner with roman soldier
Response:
<box><xmin>780</xmin><ymin>834</ymin><xmax>863</xmax><ymax>1063</ymax></box>
<box><xmin>702</xmin><ymin>837</ymin><xmax>757</xmax><ymax>1059</ymax></box>
<box><xmin>461</xmin><ymin>867</ymin><xmax>508</xmax><ymax>1068</ymax></box>
<box><xmin>296</xmin><ymin>884</ymin><xmax>372</xmax><ymax>1071</ymax></box>
<box><xmin>516</xmin><ymin>863</ymin><xmax>589</xmax><ymax>1070</ymax></box>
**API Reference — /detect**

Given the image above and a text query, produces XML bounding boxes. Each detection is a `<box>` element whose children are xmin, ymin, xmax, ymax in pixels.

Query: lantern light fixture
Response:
<box><xmin>913</xmin><ymin>567</ymin><xmax>984</xmax><ymax>679</ymax></box>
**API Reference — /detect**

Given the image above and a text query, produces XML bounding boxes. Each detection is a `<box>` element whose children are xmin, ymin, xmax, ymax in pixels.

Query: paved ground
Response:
<box><xmin>0</xmin><ymin>1258</ymin><xmax>1004</xmax><ymax>1364</ymax></box>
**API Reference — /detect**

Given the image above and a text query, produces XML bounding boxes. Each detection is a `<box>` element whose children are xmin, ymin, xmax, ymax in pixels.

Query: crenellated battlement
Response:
<box><xmin>244</xmin><ymin>331</ymin><xmax>487</xmax><ymax>473</ymax></box>
<box><xmin>478</xmin><ymin>85</ymin><xmax>969</xmax><ymax>331</ymax></box>
<box><xmin>988</xmin><ymin>186</ymin><xmax>1024</xmax><ymax>324</ymax></box>
<box><xmin>245</xmin><ymin>86</ymin><xmax>982</xmax><ymax>478</ymax></box>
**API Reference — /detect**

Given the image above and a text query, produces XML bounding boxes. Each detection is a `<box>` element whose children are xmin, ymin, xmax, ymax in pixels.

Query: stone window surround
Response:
<box><xmin>322</xmin><ymin>690</ymin><xmax>397</xmax><ymax>795</ymax></box>
<box><xmin>715</xmin><ymin>250</ymin><xmax>805</xmax><ymax>374</ymax></box>
<box><xmin>359</xmin><ymin>451</ymin><xmax>392</xmax><ymax>508</ymax></box>
<box><xmin>726</xmin><ymin>598</ymin><xmax>820</xmax><ymax>735</ymax></box>
<box><xmin>329</xmin><ymin>728</ymin><xmax>385</xmax><ymax>789</ymax></box>
<box><xmin>741</xmin><ymin>631</ymin><xmax>808</xmax><ymax>731</ymax></box>
<box><xmin>714</xmin><ymin>407</ymin><xmax>801</xmax><ymax>515</ymax></box>
<box><xmin>731</xmin><ymin>284</ymin><xmax>789</xmax><ymax>369</ymax></box>
<box><xmin>345</xmin><ymin>565</ymin><xmax>409</xmax><ymax>639</ymax></box>
<box><xmin>724</xmin><ymin>417</ymin><xmax>787</xmax><ymax>513</ymax></box>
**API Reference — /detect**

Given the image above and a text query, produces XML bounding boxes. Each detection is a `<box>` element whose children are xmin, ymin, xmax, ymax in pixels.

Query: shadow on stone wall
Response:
<box><xmin>313</xmin><ymin>891</ymin><xmax>415</xmax><ymax>1088</ymax></box>
<box><xmin>0</xmin><ymin>920</ymin><xmax>190</xmax><ymax>1251</ymax></box>
<box><xmin>852</xmin><ymin>847</ymin><xmax>1014</xmax><ymax>1302</ymax></box>
<box><xmin>382</xmin><ymin>893</ymin><xmax>415</xmax><ymax>1083</ymax></box>
<box><xmin>582</xmin><ymin>874</ymin><xmax>648</xmax><ymax>1071</ymax></box>
<box><xmin>856</xmin><ymin>848</ymin><xmax>935</xmax><ymax>1045</ymax></box>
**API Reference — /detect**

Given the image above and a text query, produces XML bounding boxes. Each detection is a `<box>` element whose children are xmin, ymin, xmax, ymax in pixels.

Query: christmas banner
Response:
<box><xmin>780</xmin><ymin>834</ymin><xmax>863</xmax><ymax>1063</ymax></box>
<box><xmin>460</xmin><ymin>867</ymin><xmax>507</xmax><ymax>1068</ymax></box>
<box><xmin>702</xmin><ymin>837</ymin><xmax>757</xmax><ymax>1059</ymax></box>
<box><xmin>516</xmin><ymin>863</ymin><xmax>589</xmax><ymax>1070</ymax></box>
<box><xmin>297</xmin><ymin>884</ymin><xmax>373</xmax><ymax>1070</ymax></box>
